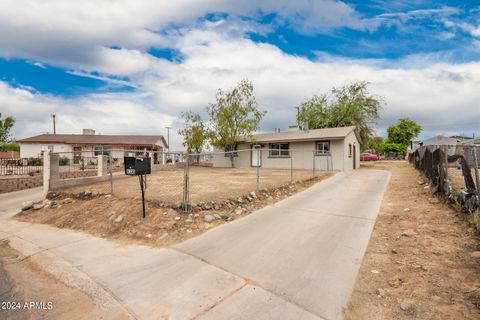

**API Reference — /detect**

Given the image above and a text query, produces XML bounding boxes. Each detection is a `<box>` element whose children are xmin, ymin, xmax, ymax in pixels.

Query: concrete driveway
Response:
<box><xmin>0</xmin><ymin>169</ymin><xmax>390</xmax><ymax>320</ymax></box>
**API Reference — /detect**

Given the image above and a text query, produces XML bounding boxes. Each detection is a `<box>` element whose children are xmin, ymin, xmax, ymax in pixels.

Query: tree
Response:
<box><xmin>178</xmin><ymin>111</ymin><xmax>208</xmax><ymax>164</ymax></box>
<box><xmin>0</xmin><ymin>113</ymin><xmax>15</xmax><ymax>142</ymax></box>
<box><xmin>386</xmin><ymin>118</ymin><xmax>422</xmax><ymax>146</ymax></box>
<box><xmin>367</xmin><ymin>136</ymin><xmax>384</xmax><ymax>153</ymax></box>
<box><xmin>297</xmin><ymin>81</ymin><xmax>383</xmax><ymax>148</ymax></box>
<box><xmin>207</xmin><ymin>79</ymin><xmax>266</xmax><ymax>167</ymax></box>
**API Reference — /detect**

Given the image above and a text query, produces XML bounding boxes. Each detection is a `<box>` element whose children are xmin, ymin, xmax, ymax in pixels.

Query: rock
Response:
<box><xmin>418</xmin><ymin>181</ymin><xmax>425</xmax><ymax>185</ymax></box>
<box><xmin>388</xmin><ymin>277</ymin><xmax>402</xmax><ymax>288</ymax></box>
<box><xmin>391</xmin><ymin>248</ymin><xmax>398</xmax><ymax>254</ymax></box>
<box><xmin>250</xmin><ymin>191</ymin><xmax>257</xmax><ymax>199</ymax></box>
<box><xmin>62</xmin><ymin>198</ymin><xmax>73</xmax><ymax>204</ymax></box>
<box><xmin>214</xmin><ymin>214</ymin><xmax>222</xmax><ymax>220</ymax></box>
<box><xmin>403</xmin><ymin>208</ymin><xmax>411</xmax><ymax>212</ymax></box>
<box><xmin>204</xmin><ymin>214</ymin><xmax>216</xmax><ymax>223</ymax></box>
<box><xmin>401</xmin><ymin>229</ymin><xmax>416</xmax><ymax>237</ymax></box>
<box><xmin>175</xmin><ymin>216</ymin><xmax>181</xmax><ymax>221</ymax></box>
<box><xmin>247</xmin><ymin>196</ymin><xmax>253</xmax><ymax>202</ymax></box>
<box><xmin>221</xmin><ymin>215</ymin><xmax>233</xmax><ymax>221</ymax></box>
<box><xmin>114</xmin><ymin>215</ymin><xmax>124</xmax><ymax>224</ymax></box>
<box><xmin>146</xmin><ymin>234</ymin><xmax>152</xmax><ymax>239</ymax></box>
<box><xmin>375</xmin><ymin>288</ymin><xmax>386</xmax><ymax>297</ymax></box>
<box><xmin>167</xmin><ymin>208</ymin><xmax>177</xmax><ymax>215</ymax></box>
<box><xmin>33</xmin><ymin>203</ymin><xmax>44</xmax><ymax>210</ymax></box>
<box><xmin>234</xmin><ymin>208</ymin><xmax>244</xmax><ymax>215</ymax></box>
<box><xmin>159</xmin><ymin>233</ymin><xmax>170</xmax><ymax>240</ymax></box>
<box><xmin>105</xmin><ymin>194</ymin><xmax>112</xmax><ymax>198</ymax></box>
<box><xmin>21</xmin><ymin>201</ymin><xmax>33</xmax><ymax>211</ymax></box>
<box><xmin>399</xmin><ymin>300</ymin><xmax>415</xmax><ymax>313</ymax></box>
<box><xmin>371</xmin><ymin>269</ymin><xmax>381</xmax><ymax>274</ymax></box>
<box><xmin>470</xmin><ymin>251</ymin><xmax>480</xmax><ymax>258</ymax></box>
<box><xmin>237</xmin><ymin>197</ymin><xmax>244</xmax><ymax>204</ymax></box>
<box><xmin>172</xmin><ymin>203</ymin><xmax>180</xmax><ymax>210</ymax></box>
<box><xmin>92</xmin><ymin>191</ymin><xmax>99</xmax><ymax>197</ymax></box>
<box><xmin>186</xmin><ymin>229</ymin><xmax>192</xmax><ymax>233</ymax></box>
<box><xmin>186</xmin><ymin>218</ymin><xmax>193</xmax><ymax>224</ymax></box>
<box><xmin>213</xmin><ymin>204</ymin><xmax>220</xmax><ymax>210</ymax></box>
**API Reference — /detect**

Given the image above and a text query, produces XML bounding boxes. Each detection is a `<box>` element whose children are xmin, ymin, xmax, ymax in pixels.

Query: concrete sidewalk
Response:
<box><xmin>0</xmin><ymin>169</ymin><xmax>390</xmax><ymax>320</ymax></box>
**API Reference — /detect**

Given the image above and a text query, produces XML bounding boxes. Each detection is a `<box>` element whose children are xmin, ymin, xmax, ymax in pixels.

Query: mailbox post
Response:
<box><xmin>124</xmin><ymin>156</ymin><xmax>151</xmax><ymax>218</ymax></box>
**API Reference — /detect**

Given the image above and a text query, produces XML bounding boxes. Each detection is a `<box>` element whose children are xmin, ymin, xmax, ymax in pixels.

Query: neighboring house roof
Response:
<box><xmin>17</xmin><ymin>134</ymin><xmax>168</xmax><ymax>148</ymax></box>
<box><xmin>461</xmin><ymin>138</ymin><xmax>480</xmax><ymax>145</ymax></box>
<box><xmin>420</xmin><ymin>135</ymin><xmax>461</xmax><ymax>146</ymax></box>
<box><xmin>239</xmin><ymin>126</ymin><xmax>361</xmax><ymax>144</ymax></box>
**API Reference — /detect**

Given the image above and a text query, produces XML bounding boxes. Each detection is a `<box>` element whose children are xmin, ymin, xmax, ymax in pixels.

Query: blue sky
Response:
<box><xmin>0</xmin><ymin>0</ymin><xmax>479</xmax><ymax>148</ymax></box>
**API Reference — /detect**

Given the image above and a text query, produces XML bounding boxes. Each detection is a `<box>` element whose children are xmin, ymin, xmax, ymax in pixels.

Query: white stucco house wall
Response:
<box><xmin>17</xmin><ymin>129</ymin><xmax>168</xmax><ymax>163</ymax></box>
<box><xmin>213</xmin><ymin>126</ymin><xmax>361</xmax><ymax>171</ymax></box>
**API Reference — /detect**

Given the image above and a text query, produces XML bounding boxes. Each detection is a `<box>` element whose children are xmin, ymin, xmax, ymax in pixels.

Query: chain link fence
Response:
<box><xmin>50</xmin><ymin>148</ymin><xmax>335</xmax><ymax>212</ymax></box>
<box><xmin>409</xmin><ymin>145</ymin><xmax>480</xmax><ymax>214</ymax></box>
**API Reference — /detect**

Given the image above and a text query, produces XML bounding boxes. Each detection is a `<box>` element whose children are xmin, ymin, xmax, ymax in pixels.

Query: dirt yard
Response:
<box><xmin>64</xmin><ymin>166</ymin><xmax>325</xmax><ymax>205</ymax></box>
<box><xmin>0</xmin><ymin>239</ymin><xmax>131</xmax><ymax>320</ymax></box>
<box><xmin>345</xmin><ymin>161</ymin><xmax>480</xmax><ymax>319</ymax></box>
<box><xmin>16</xmin><ymin>171</ymin><xmax>334</xmax><ymax>247</ymax></box>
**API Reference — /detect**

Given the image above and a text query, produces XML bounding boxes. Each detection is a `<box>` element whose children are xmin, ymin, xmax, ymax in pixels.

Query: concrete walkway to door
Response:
<box><xmin>0</xmin><ymin>169</ymin><xmax>390</xmax><ymax>320</ymax></box>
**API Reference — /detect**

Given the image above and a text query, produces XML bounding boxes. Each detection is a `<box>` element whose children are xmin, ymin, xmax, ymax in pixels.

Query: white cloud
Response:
<box><xmin>3</xmin><ymin>28</ymin><xmax>480</xmax><ymax>148</ymax></box>
<box><xmin>0</xmin><ymin>1</ymin><xmax>478</xmax><ymax>147</ymax></box>
<box><xmin>0</xmin><ymin>0</ymin><xmax>378</xmax><ymax>69</ymax></box>
<box><xmin>460</xmin><ymin>22</ymin><xmax>480</xmax><ymax>37</ymax></box>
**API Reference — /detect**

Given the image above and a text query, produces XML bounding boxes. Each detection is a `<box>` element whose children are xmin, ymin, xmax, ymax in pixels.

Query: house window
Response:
<box><xmin>269</xmin><ymin>143</ymin><xmax>289</xmax><ymax>157</ymax></box>
<box><xmin>349</xmin><ymin>144</ymin><xmax>352</xmax><ymax>157</ymax></box>
<box><xmin>224</xmin><ymin>145</ymin><xmax>238</xmax><ymax>157</ymax></box>
<box><xmin>316</xmin><ymin>141</ymin><xmax>330</xmax><ymax>155</ymax></box>
<box><xmin>94</xmin><ymin>146</ymin><xmax>111</xmax><ymax>156</ymax></box>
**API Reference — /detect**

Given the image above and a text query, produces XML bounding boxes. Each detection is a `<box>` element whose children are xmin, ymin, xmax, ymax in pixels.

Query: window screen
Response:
<box><xmin>269</xmin><ymin>143</ymin><xmax>289</xmax><ymax>157</ymax></box>
<box><xmin>316</xmin><ymin>141</ymin><xmax>330</xmax><ymax>155</ymax></box>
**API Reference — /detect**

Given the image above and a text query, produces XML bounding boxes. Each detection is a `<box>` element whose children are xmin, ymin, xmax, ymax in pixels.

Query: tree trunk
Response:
<box><xmin>229</xmin><ymin>153</ymin><xmax>235</xmax><ymax>168</ymax></box>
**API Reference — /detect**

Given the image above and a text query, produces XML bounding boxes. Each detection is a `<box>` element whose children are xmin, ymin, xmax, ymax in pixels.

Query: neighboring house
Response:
<box><xmin>461</xmin><ymin>138</ymin><xmax>480</xmax><ymax>145</ymax></box>
<box><xmin>213</xmin><ymin>126</ymin><xmax>361</xmax><ymax>171</ymax></box>
<box><xmin>18</xmin><ymin>129</ymin><xmax>168</xmax><ymax>163</ymax></box>
<box><xmin>415</xmin><ymin>135</ymin><xmax>463</xmax><ymax>149</ymax></box>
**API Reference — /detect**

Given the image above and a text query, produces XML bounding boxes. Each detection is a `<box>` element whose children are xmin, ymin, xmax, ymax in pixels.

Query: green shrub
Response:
<box><xmin>59</xmin><ymin>156</ymin><xmax>70</xmax><ymax>166</ymax></box>
<box><xmin>382</xmin><ymin>142</ymin><xmax>407</xmax><ymax>155</ymax></box>
<box><xmin>0</xmin><ymin>142</ymin><xmax>20</xmax><ymax>152</ymax></box>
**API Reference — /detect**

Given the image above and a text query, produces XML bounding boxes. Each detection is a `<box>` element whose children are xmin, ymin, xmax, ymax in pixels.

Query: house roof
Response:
<box><xmin>420</xmin><ymin>135</ymin><xmax>461</xmax><ymax>146</ymax></box>
<box><xmin>240</xmin><ymin>126</ymin><xmax>361</xmax><ymax>144</ymax></box>
<box><xmin>17</xmin><ymin>134</ymin><xmax>168</xmax><ymax>148</ymax></box>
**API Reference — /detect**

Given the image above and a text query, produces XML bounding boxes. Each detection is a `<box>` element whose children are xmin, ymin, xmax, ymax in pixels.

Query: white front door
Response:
<box><xmin>251</xmin><ymin>145</ymin><xmax>262</xmax><ymax>167</ymax></box>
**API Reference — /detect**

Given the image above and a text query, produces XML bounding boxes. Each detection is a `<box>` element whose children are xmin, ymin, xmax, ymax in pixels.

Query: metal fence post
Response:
<box><xmin>109</xmin><ymin>153</ymin><xmax>114</xmax><ymax>195</ymax></box>
<box><xmin>290</xmin><ymin>152</ymin><xmax>293</xmax><ymax>183</ymax></box>
<box><xmin>312</xmin><ymin>151</ymin><xmax>315</xmax><ymax>177</ymax></box>
<box><xmin>183</xmin><ymin>153</ymin><xmax>190</xmax><ymax>212</ymax></box>
<box><xmin>257</xmin><ymin>163</ymin><xmax>260</xmax><ymax>191</ymax></box>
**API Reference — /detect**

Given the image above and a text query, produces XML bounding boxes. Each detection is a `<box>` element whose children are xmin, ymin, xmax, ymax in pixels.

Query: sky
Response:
<box><xmin>1</xmin><ymin>0</ymin><xmax>479</xmax><ymax>150</ymax></box>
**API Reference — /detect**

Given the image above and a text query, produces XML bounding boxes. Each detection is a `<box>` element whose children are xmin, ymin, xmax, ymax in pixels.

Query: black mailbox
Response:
<box><xmin>124</xmin><ymin>157</ymin><xmax>151</xmax><ymax>175</ymax></box>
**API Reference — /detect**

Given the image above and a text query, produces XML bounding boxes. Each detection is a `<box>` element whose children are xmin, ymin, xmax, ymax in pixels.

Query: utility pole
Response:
<box><xmin>52</xmin><ymin>114</ymin><xmax>56</xmax><ymax>134</ymax></box>
<box><xmin>295</xmin><ymin>106</ymin><xmax>300</xmax><ymax>126</ymax></box>
<box><xmin>165</xmin><ymin>126</ymin><xmax>171</xmax><ymax>151</ymax></box>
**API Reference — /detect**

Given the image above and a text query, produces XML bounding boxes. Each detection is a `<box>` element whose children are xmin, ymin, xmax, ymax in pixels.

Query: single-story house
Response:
<box><xmin>213</xmin><ymin>126</ymin><xmax>361</xmax><ymax>171</ymax></box>
<box><xmin>18</xmin><ymin>129</ymin><xmax>168</xmax><ymax>163</ymax></box>
<box><xmin>411</xmin><ymin>135</ymin><xmax>466</xmax><ymax>151</ymax></box>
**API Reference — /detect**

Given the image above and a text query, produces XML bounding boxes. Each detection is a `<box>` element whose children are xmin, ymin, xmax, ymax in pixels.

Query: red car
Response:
<box><xmin>360</xmin><ymin>152</ymin><xmax>379</xmax><ymax>161</ymax></box>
